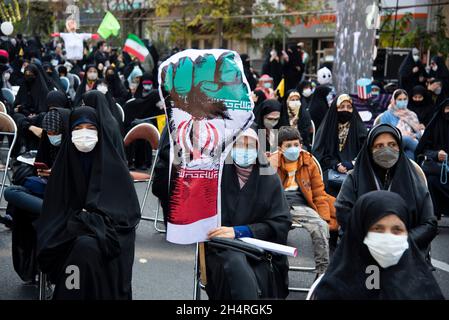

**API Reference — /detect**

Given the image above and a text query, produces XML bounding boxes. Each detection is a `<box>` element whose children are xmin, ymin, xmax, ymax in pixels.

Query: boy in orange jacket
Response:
<box><xmin>269</xmin><ymin>126</ymin><xmax>337</xmax><ymax>276</ymax></box>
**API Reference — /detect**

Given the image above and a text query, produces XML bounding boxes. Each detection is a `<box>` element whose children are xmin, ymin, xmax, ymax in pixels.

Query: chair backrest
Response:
<box><xmin>116</xmin><ymin>103</ymin><xmax>125</xmax><ymax>122</ymax></box>
<box><xmin>373</xmin><ymin>113</ymin><xmax>383</xmax><ymax>126</ymax></box>
<box><xmin>0</xmin><ymin>112</ymin><xmax>17</xmax><ymax>136</ymax></box>
<box><xmin>125</xmin><ymin>98</ymin><xmax>136</xmax><ymax>104</ymax></box>
<box><xmin>310</xmin><ymin>120</ymin><xmax>316</xmax><ymax>148</ymax></box>
<box><xmin>124</xmin><ymin>122</ymin><xmax>160</xmax><ymax>150</ymax></box>
<box><xmin>410</xmin><ymin>159</ymin><xmax>428</xmax><ymax>187</ymax></box>
<box><xmin>0</xmin><ymin>101</ymin><xmax>6</xmax><ymax>113</ymax></box>
<box><xmin>72</xmin><ymin>74</ymin><xmax>81</xmax><ymax>90</ymax></box>
<box><xmin>1</xmin><ymin>88</ymin><xmax>15</xmax><ymax>105</ymax></box>
<box><xmin>311</xmin><ymin>153</ymin><xmax>323</xmax><ymax>177</ymax></box>
<box><xmin>59</xmin><ymin>76</ymin><xmax>70</xmax><ymax>93</ymax></box>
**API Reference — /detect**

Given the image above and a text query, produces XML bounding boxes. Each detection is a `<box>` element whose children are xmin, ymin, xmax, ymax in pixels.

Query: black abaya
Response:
<box><xmin>415</xmin><ymin>98</ymin><xmax>449</xmax><ymax>218</ymax></box>
<box><xmin>335</xmin><ymin>124</ymin><xmax>437</xmax><ymax>254</ymax></box>
<box><xmin>314</xmin><ymin>191</ymin><xmax>443</xmax><ymax>300</ymax></box>
<box><xmin>408</xmin><ymin>85</ymin><xmax>436</xmax><ymax>126</ymax></box>
<box><xmin>308</xmin><ymin>85</ymin><xmax>331</xmax><ymax>130</ymax></box>
<box><xmin>398</xmin><ymin>51</ymin><xmax>427</xmax><ymax>94</ymax></box>
<box><xmin>205</xmin><ymin>159</ymin><xmax>291</xmax><ymax>300</ymax></box>
<box><xmin>312</xmin><ymin>99</ymin><xmax>367</xmax><ymax>171</ymax></box>
<box><xmin>34</xmin><ymin>106</ymin><xmax>141</xmax><ymax>300</ymax></box>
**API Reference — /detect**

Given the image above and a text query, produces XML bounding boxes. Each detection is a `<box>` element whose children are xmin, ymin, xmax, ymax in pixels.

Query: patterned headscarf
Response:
<box><xmin>42</xmin><ymin>109</ymin><xmax>63</xmax><ymax>134</ymax></box>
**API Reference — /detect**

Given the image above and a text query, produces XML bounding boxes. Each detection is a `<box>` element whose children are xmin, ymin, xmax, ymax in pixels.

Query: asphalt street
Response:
<box><xmin>1</xmin><ymin>180</ymin><xmax>448</xmax><ymax>300</ymax></box>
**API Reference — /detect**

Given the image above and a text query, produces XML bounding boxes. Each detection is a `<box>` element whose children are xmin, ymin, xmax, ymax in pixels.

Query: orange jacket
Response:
<box><xmin>269</xmin><ymin>151</ymin><xmax>338</xmax><ymax>231</ymax></box>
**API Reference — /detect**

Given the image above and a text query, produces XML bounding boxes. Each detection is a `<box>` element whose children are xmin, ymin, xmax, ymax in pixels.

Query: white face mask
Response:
<box><xmin>264</xmin><ymin>118</ymin><xmax>279</xmax><ymax>129</ymax></box>
<box><xmin>288</xmin><ymin>100</ymin><xmax>301</xmax><ymax>115</ymax></box>
<box><xmin>412</xmin><ymin>55</ymin><xmax>419</xmax><ymax>63</ymax></box>
<box><xmin>97</xmin><ymin>85</ymin><xmax>108</xmax><ymax>94</ymax></box>
<box><xmin>363</xmin><ymin>231</ymin><xmax>409</xmax><ymax>268</ymax></box>
<box><xmin>71</xmin><ymin>128</ymin><xmax>98</xmax><ymax>153</ymax></box>
<box><xmin>87</xmin><ymin>72</ymin><xmax>98</xmax><ymax>81</ymax></box>
<box><xmin>3</xmin><ymin>72</ymin><xmax>10</xmax><ymax>81</ymax></box>
<box><xmin>431</xmin><ymin>65</ymin><xmax>438</xmax><ymax>72</ymax></box>
<box><xmin>302</xmin><ymin>88</ymin><xmax>313</xmax><ymax>97</ymax></box>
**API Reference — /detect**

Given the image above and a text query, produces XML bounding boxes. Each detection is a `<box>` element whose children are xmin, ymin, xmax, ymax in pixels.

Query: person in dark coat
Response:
<box><xmin>308</xmin><ymin>85</ymin><xmax>332</xmax><ymax>130</ymax></box>
<box><xmin>428</xmin><ymin>56</ymin><xmax>449</xmax><ymax>98</ymax></box>
<box><xmin>5</xmin><ymin>107</ymin><xmax>70</xmax><ymax>283</ymax></box>
<box><xmin>240</xmin><ymin>54</ymin><xmax>257</xmax><ymax>91</ymax></box>
<box><xmin>398</xmin><ymin>49</ymin><xmax>427</xmax><ymax>94</ymax></box>
<box><xmin>104</xmin><ymin>66</ymin><xmax>130</xmax><ymax>106</ymax></box>
<box><xmin>408</xmin><ymin>85</ymin><xmax>436</xmax><ymax>126</ymax></box>
<box><xmin>34</xmin><ymin>106</ymin><xmax>140</xmax><ymax>299</ymax></box>
<box><xmin>282</xmin><ymin>45</ymin><xmax>304</xmax><ymax>92</ymax></box>
<box><xmin>73</xmin><ymin>64</ymin><xmax>100</xmax><ymax>106</ymax></box>
<box><xmin>335</xmin><ymin>124</ymin><xmax>438</xmax><ymax>258</ymax></box>
<box><xmin>296</xmin><ymin>80</ymin><xmax>314</xmax><ymax>111</ymax></box>
<box><xmin>205</xmin><ymin>128</ymin><xmax>291</xmax><ymax>300</ymax></box>
<box><xmin>415</xmin><ymin>98</ymin><xmax>449</xmax><ymax>220</ymax></box>
<box><xmin>312</xmin><ymin>94</ymin><xmax>367</xmax><ymax>196</ymax></box>
<box><xmin>313</xmin><ymin>190</ymin><xmax>443</xmax><ymax>300</ymax></box>
<box><xmin>261</xmin><ymin>49</ymin><xmax>282</xmax><ymax>88</ymax></box>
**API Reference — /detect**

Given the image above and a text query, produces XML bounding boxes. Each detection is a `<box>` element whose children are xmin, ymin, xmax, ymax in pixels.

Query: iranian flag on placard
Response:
<box><xmin>123</xmin><ymin>34</ymin><xmax>149</xmax><ymax>62</ymax></box>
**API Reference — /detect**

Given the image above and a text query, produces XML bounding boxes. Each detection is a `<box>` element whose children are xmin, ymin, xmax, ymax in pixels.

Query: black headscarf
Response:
<box><xmin>251</xmin><ymin>89</ymin><xmax>267</xmax><ymax>116</ymax></box>
<box><xmin>133</xmin><ymin>71</ymin><xmax>151</xmax><ymax>99</ymax></box>
<box><xmin>312</xmin><ymin>99</ymin><xmax>367</xmax><ymax>170</ymax></box>
<box><xmin>73</xmin><ymin>64</ymin><xmax>99</xmax><ymax>107</ymax></box>
<box><xmin>398</xmin><ymin>50</ymin><xmax>426</xmax><ymax>94</ymax></box>
<box><xmin>308</xmin><ymin>85</ymin><xmax>331</xmax><ymax>129</ymax></box>
<box><xmin>34</xmin><ymin>106</ymin><xmax>141</xmax><ymax>274</ymax></box>
<box><xmin>296</xmin><ymin>80</ymin><xmax>313</xmax><ymax>110</ymax></box>
<box><xmin>408</xmin><ymin>85</ymin><xmax>435</xmax><ymax>126</ymax></box>
<box><xmin>105</xmin><ymin>66</ymin><xmax>129</xmax><ymax>105</ymax></box>
<box><xmin>81</xmin><ymin>90</ymin><xmax>126</xmax><ymax>160</ymax></box>
<box><xmin>253</xmin><ymin>99</ymin><xmax>287</xmax><ymax>130</ymax></box>
<box><xmin>42</xmin><ymin>62</ymin><xmax>64</xmax><ymax>92</ymax></box>
<box><xmin>45</xmin><ymin>90</ymin><xmax>70</xmax><ymax>110</ymax></box>
<box><xmin>336</xmin><ymin>124</ymin><xmax>437</xmax><ymax>251</ymax></box>
<box><xmin>314</xmin><ymin>190</ymin><xmax>444</xmax><ymax>300</ymax></box>
<box><xmin>35</xmin><ymin>107</ymin><xmax>70</xmax><ymax>168</ymax></box>
<box><xmin>429</xmin><ymin>56</ymin><xmax>449</xmax><ymax>97</ymax></box>
<box><xmin>14</xmin><ymin>63</ymin><xmax>49</xmax><ymax>114</ymax></box>
<box><xmin>416</xmin><ymin>98</ymin><xmax>449</xmax><ymax>158</ymax></box>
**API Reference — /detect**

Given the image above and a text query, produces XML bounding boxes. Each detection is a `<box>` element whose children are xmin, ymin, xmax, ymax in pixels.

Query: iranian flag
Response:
<box><xmin>123</xmin><ymin>34</ymin><xmax>149</xmax><ymax>62</ymax></box>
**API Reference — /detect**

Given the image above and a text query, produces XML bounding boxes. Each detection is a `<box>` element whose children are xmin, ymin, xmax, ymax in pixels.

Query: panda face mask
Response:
<box><xmin>317</xmin><ymin>67</ymin><xmax>333</xmax><ymax>85</ymax></box>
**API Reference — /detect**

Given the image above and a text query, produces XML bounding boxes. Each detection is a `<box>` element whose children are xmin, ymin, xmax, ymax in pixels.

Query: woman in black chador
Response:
<box><xmin>34</xmin><ymin>106</ymin><xmax>140</xmax><ymax>299</ymax></box>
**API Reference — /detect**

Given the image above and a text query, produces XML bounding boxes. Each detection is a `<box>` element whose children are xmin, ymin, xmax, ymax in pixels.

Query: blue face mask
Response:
<box><xmin>232</xmin><ymin>148</ymin><xmax>258</xmax><ymax>168</ymax></box>
<box><xmin>283</xmin><ymin>146</ymin><xmax>300</xmax><ymax>161</ymax></box>
<box><xmin>396</xmin><ymin>100</ymin><xmax>408</xmax><ymax>109</ymax></box>
<box><xmin>263</xmin><ymin>82</ymin><xmax>272</xmax><ymax>89</ymax></box>
<box><xmin>143</xmin><ymin>84</ymin><xmax>153</xmax><ymax>91</ymax></box>
<box><xmin>48</xmin><ymin>134</ymin><xmax>62</xmax><ymax>147</ymax></box>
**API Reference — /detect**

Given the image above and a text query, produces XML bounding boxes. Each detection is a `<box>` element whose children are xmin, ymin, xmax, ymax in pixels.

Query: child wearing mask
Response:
<box><xmin>269</xmin><ymin>126</ymin><xmax>337</xmax><ymax>277</ymax></box>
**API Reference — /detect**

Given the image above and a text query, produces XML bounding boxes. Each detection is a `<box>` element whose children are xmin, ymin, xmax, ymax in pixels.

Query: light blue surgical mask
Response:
<box><xmin>396</xmin><ymin>100</ymin><xmax>408</xmax><ymax>109</ymax></box>
<box><xmin>232</xmin><ymin>148</ymin><xmax>258</xmax><ymax>168</ymax></box>
<box><xmin>143</xmin><ymin>84</ymin><xmax>153</xmax><ymax>91</ymax></box>
<box><xmin>283</xmin><ymin>146</ymin><xmax>300</xmax><ymax>161</ymax></box>
<box><xmin>263</xmin><ymin>82</ymin><xmax>272</xmax><ymax>89</ymax></box>
<box><xmin>48</xmin><ymin>134</ymin><xmax>62</xmax><ymax>147</ymax></box>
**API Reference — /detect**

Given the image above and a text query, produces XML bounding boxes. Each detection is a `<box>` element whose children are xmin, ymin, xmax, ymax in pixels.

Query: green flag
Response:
<box><xmin>97</xmin><ymin>11</ymin><xmax>120</xmax><ymax>39</ymax></box>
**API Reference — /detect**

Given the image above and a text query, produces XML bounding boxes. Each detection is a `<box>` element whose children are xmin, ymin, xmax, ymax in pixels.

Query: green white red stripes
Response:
<box><xmin>123</xmin><ymin>34</ymin><xmax>149</xmax><ymax>62</ymax></box>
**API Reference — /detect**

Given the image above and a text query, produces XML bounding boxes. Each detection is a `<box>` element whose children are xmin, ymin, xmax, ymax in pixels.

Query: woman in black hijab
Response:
<box><xmin>313</xmin><ymin>190</ymin><xmax>443</xmax><ymax>300</ymax></box>
<box><xmin>282</xmin><ymin>45</ymin><xmax>304</xmax><ymax>92</ymax></box>
<box><xmin>104</xmin><ymin>66</ymin><xmax>130</xmax><ymax>106</ymax></box>
<box><xmin>312</xmin><ymin>94</ymin><xmax>367</xmax><ymax>195</ymax></box>
<box><xmin>34</xmin><ymin>106</ymin><xmax>141</xmax><ymax>299</ymax></box>
<box><xmin>14</xmin><ymin>63</ymin><xmax>49</xmax><ymax>116</ymax></box>
<box><xmin>12</xmin><ymin>64</ymin><xmax>52</xmax><ymax>154</ymax></box>
<box><xmin>205</xmin><ymin>128</ymin><xmax>291</xmax><ymax>299</ymax></box>
<box><xmin>408</xmin><ymin>85</ymin><xmax>436</xmax><ymax>126</ymax></box>
<box><xmin>5</xmin><ymin>107</ymin><xmax>70</xmax><ymax>283</ymax></box>
<box><xmin>428</xmin><ymin>56</ymin><xmax>449</xmax><ymax>98</ymax></box>
<box><xmin>398</xmin><ymin>49</ymin><xmax>427</xmax><ymax>94</ymax></box>
<box><xmin>123</xmin><ymin>72</ymin><xmax>162</xmax><ymax>169</ymax></box>
<box><xmin>240</xmin><ymin>54</ymin><xmax>257</xmax><ymax>91</ymax></box>
<box><xmin>42</xmin><ymin>61</ymin><xmax>64</xmax><ymax>92</ymax></box>
<box><xmin>415</xmin><ymin>98</ymin><xmax>449</xmax><ymax>220</ymax></box>
<box><xmin>296</xmin><ymin>80</ymin><xmax>314</xmax><ymax>111</ymax></box>
<box><xmin>308</xmin><ymin>85</ymin><xmax>331</xmax><ymax>130</ymax></box>
<box><xmin>73</xmin><ymin>64</ymin><xmax>100</xmax><ymax>107</ymax></box>
<box><xmin>251</xmin><ymin>89</ymin><xmax>267</xmax><ymax>117</ymax></box>
<box><xmin>335</xmin><ymin>124</ymin><xmax>437</xmax><ymax>256</ymax></box>
<box><xmin>282</xmin><ymin>89</ymin><xmax>313</xmax><ymax>151</ymax></box>
<box><xmin>254</xmin><ymin>99</ymin><xmax>289</xmax><ymax>153</ymax></box>
<box><xmin>81</xmin><ymin>90</ymin><xmax>126</xmax><ymax>160</ymax></box>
